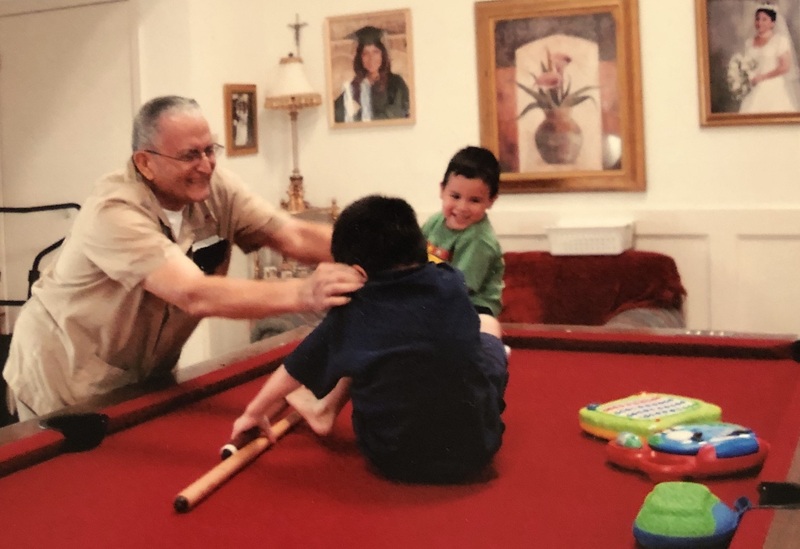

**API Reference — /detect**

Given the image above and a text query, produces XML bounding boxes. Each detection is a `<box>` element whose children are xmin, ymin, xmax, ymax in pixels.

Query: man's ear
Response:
<box><xmin>132</xmin><ymin>151</ymin><xmax>154</xmax><ymax>180</ymax></box>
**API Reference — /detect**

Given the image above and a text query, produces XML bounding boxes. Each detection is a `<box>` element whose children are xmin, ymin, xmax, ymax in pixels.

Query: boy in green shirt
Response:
<box><xmin>421</xmin><ymin>146</ymin><xmax>504</xmax><ymax>316</ymax></box>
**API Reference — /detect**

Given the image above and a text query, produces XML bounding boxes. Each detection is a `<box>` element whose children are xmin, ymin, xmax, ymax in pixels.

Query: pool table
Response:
<box><xmin>0</xmin><ymin>324</ymin><xmax>797</xmax><ymax>548</ymax></box>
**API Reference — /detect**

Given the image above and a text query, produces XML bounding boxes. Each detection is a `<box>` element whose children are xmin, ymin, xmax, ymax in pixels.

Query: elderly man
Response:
<box><xmin>3</xmin><ymin>95</ymin><xmax>364</xmax><ymax>419</ymax></box>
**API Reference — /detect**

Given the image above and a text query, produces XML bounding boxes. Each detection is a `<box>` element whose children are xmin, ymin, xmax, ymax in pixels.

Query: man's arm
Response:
<box><xmin>261</xmin><ymin>217</ymin><xmax>334</xmax><ymax>264</ymax></box>
<box><xmin>143</xmin><ymin>252</ymin><xmax>364</xmax><ymax>319</ymax></box>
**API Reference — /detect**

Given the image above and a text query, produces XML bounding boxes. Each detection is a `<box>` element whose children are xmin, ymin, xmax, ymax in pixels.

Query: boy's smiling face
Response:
<box><xmin>440</xmin><ymin>173</ymin><xmax>497</xmax><ymax>231</ymax></box>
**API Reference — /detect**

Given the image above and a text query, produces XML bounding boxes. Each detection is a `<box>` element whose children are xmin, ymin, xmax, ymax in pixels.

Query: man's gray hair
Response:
<box><xmin>131</xmin><ymin>96</ymin><xmax>200</xmax><ymax>151</ymax></box>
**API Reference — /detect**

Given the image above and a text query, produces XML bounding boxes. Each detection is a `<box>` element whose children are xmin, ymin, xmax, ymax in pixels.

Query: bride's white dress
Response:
<box><xmin>739</xmin><ymin>34</ymin><xmax>800</xmax><ymax>113</ymax></box>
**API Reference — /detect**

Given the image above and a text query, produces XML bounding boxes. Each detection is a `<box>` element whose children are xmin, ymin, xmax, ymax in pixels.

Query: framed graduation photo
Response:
<box><xmin>324</xmin><ymin>9</ymin><xmax>416</xmax><ymax>128</ymax></box>
<box><xmin>696</xmin><ymin>0</ymin><xmax>800</xmax><ymax>126</ymax></box>
<box><xmin>223</xmin><ymin>83</ymin><xmax>258</xmax><ymax>156</ymax></box>
<box><xmin>475</xmin><ymin>0</ymin><xmax>646</xmax><ymax>193</ymax></box>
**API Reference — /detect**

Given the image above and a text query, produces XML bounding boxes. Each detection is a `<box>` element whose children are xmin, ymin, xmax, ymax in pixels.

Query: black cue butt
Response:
<box><xmin>173</xmin><ymin>495</ymin><xmax>190</xmax><ymax>513</ymax></box>
<box><xmin>220</xmin><ymin>444</ymin><xmax>236</xmax><ymax>460</ymax></box>
<box><xmin>219</xmin><ymin>426</ymin><xmax>260</xmax><ymax>461</ymax></box>
<box><xmin>791</xmin><ymin>340</ymin><xmax>800</xmax><ymax>362</ymax></box>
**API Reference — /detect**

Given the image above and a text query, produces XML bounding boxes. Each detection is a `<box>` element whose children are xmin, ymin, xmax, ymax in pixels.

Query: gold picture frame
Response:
<box><xmin>324</xmin><ymin>8</ymin><xmax>416</xmax><ymax>128</ymax></box>
<box><xmin>696</xmin><ymin>0</ymin><xmax>800</xmax><ymax>126</ymax></box>
<box><xmin>223</xmin><ymin>83</ymin><xmax>258</xmax><ymax>156</ymax></box>
<box><xmin>475</xmin><ymin>0</ymin><xmax>645</xmax><ymax>193</ymax></box>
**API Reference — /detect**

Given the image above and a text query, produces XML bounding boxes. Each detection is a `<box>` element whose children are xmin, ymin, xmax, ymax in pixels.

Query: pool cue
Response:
<box><xmin>173</xmin><ymin>410</ymin><xmax>302</xmax><ymax>513</ymax></box>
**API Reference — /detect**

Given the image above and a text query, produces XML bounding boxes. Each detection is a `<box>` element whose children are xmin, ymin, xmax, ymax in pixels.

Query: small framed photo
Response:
<box><xmin>324</xmin><ymin>8</ymin><xmax>416</xmax><ymax>128</ymax></box>
<box><xmin>696</xmin><ymin>0</ymin><xmax>800</xmax><ymax>126</ymax></box>
<box><xmin>223</xmin><ymin>84</ymin><xmax>258</xmax><ymax>155</ymax></box>
<box><xmin>475</xmin><ymin>0</ymin><xmax>646</xmax><ymax>193</ymax></box>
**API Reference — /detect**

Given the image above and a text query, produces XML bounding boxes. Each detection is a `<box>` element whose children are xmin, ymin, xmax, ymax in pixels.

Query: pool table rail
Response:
<box><xmin>0</xmin><ymin>326</ymin><xmax>311</xmax><ymax>478</ymax></box>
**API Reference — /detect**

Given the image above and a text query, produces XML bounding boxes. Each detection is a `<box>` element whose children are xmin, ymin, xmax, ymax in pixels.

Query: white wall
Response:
<box><xmin>0</xmin><ymin>0</ymin><xmax>134</xmax><ymax>331</ymax></box>
<box><xmin>483</xmin><ymin>208</ymin><xmax>800</xmax><ymax>336</ymax></box>
<box><xmin>176</xmin><ymin>0</ymin><xmax>800</xmax><ymax>337</ymax></box>
<box><xmin>238</xmin><ymin>0</ymin><xmax>800</xmax><ymax>211</ymax></box>
<box><xmin>1</xmin><ymin>0</ymin><xmax>799</xmax><ymax>363</ymax></box>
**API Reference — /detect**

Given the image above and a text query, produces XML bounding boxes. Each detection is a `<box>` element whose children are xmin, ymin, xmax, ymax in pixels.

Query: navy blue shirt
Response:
<box><xmin>284</xmin><ymin>262</ymin><xmax>506</xmax><ymax>482</ymax></box>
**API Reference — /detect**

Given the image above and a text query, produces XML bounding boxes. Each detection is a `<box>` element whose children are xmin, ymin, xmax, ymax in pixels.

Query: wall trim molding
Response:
<box><xmin>477</xmin><ymin>207</ymin><xmax>800</xmax><ymax>336</ymax></box>
<box><xmin>0</xmin><ymin>0</ymin><xmax>123</xmax><ymax>18</ymax></box>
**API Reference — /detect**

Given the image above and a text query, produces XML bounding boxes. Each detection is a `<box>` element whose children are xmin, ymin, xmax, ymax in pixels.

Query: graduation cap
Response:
<box><xmin>348</xmin><ymin>25</ymin><xmax>387</xmax><ymax>46</ymax></box>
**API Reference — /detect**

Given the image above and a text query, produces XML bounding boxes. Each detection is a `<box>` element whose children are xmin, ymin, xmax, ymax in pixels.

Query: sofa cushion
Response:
<box><xmin>604</xmin><ymin>307</ymin><xmax>685</xmax><ymax>329</ymax></box>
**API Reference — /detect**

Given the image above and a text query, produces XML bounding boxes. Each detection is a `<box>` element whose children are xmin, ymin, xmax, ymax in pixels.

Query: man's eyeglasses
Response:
<box><xmin>144</xmin><ymin>143</ymin><xmax>224</xmax><ymax>164</ymax></box>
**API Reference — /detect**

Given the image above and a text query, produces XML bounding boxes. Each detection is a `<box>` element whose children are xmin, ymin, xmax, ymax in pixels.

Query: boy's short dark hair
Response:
<box><xmin>441</xmin><ymin>146</ymin><xmax>500</xmax><ymax>198</ymax></box>
<box><xmin>331</xmin><ymin>195</ymin><xmax>428</xmax><ymax>276</ymax></box>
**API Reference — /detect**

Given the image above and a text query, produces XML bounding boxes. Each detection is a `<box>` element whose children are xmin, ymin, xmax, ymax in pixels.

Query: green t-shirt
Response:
<box><xmin>421</xmin><ymin>212</ymin><xmax>504</xmax><ymax>316</ymax></box>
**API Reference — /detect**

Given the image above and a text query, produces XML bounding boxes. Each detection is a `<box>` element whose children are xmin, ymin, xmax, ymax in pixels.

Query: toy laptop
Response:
<box><xmin>579</xmin><ymin>392</ymin><xmax>722</xmax><ymax>440</ymax></box>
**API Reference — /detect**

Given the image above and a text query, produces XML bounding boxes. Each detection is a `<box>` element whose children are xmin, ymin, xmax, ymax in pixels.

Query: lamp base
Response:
<box><xmin>281</xmin><ymin>174</ymin><xmax>309</xmax><ymax>214</ymax></box>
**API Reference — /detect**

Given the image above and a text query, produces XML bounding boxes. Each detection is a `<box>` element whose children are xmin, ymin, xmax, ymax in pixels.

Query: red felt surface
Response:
<box><xmin>0</xmin><ymin>344</ymin><xmax>797</xmax><ymax>548</ymax></box>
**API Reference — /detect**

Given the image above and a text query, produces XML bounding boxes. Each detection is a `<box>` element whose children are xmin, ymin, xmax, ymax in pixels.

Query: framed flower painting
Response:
<box><xmin>696</xmin><ymin>0</ymin><xmax>800</xmax><ymax>126</ymax></box>
<box><xmin>475</xmin><ymin>0</ymin><xmax>645</xmax><ymax>193</ymax></box>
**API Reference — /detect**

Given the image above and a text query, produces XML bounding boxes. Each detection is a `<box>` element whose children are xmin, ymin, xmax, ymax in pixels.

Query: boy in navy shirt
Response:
<box><xmin>231</xmin><ymin>195</ymin><xmax>508</xmax><ymax>483</ymax></box>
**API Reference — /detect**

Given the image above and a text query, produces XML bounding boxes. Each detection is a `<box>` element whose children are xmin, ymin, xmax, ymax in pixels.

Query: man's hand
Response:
<box><xmin>299</xmin><ymin>262</ymin><xmax>366</xmax><ymax>311</ymax></box>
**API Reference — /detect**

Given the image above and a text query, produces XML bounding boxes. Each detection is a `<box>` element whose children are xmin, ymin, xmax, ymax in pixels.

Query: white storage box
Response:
<box><xmin>545</xmin><ymin>222</ymin><xmax>634</xmax><ymax>256</ymax></box>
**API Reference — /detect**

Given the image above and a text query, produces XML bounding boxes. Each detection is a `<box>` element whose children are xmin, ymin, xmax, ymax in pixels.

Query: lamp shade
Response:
<box><xmin>264</xmin><ymin>54</ymin><xmax>322</xmax><ymax>110</ymax></box>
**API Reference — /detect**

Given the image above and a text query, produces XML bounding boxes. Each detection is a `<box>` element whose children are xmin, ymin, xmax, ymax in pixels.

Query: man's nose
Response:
<box><xmin>196</xmin><ymin>154</ymin><xmax>214</xmax><ymax>173</ymax></box>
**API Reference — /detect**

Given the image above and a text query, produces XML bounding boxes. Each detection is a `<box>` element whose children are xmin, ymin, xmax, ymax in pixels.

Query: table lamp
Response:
<box><xmin>264</xmin><ymin>47</ymin><xmax>321</xmax><ymax>213</ymax></box>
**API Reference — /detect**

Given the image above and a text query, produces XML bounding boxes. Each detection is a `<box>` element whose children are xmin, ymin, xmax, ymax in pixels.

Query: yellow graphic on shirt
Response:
<box><xmin>427</xmin><ymin>243</ymin><xmax>451</xmax><ymax>264</ymax></box>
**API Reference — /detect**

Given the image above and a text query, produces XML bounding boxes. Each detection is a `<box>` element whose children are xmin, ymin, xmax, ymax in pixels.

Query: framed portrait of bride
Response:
<box><xmin>696</xmin><ymin>0</ymin><xmax>800</xmax><ymax>126</ymax></box>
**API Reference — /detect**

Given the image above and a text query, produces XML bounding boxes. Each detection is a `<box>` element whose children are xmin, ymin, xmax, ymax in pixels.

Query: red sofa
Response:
<box><xmin>499</xmin><ymin>250</ymin><xmax>686</xmax><ymax>328</ymax></box>
<box><xmin>252</xmin><ymin>250</ymin><xmax>687</xmax><ymax>341</ymax></box>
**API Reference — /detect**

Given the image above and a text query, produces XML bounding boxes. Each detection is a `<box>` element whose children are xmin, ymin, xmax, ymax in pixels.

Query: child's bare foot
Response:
<box><xmin>286</xmin><ymin>387</ymin><xmax>337</xmax><ymax>436</ymax></box>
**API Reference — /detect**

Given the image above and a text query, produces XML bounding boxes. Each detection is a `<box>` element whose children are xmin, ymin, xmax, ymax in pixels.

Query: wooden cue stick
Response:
<box><xmin>173</xmin><ymin>410</ymin><xmax>302</xmax><ymax>513</ymax></box>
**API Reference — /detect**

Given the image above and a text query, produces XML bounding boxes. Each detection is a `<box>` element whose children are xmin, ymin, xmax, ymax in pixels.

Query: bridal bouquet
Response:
<box><xmin>727</xmin><ymin>53</ymin><xmax>758</xmax><ymax>102</ymax></box>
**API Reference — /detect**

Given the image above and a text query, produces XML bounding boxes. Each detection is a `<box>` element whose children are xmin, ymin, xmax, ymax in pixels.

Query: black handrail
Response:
<box><xmin>0</xmin><ymin>203</ymin><xmax>80</xmax><ymax>306</ymax></box>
